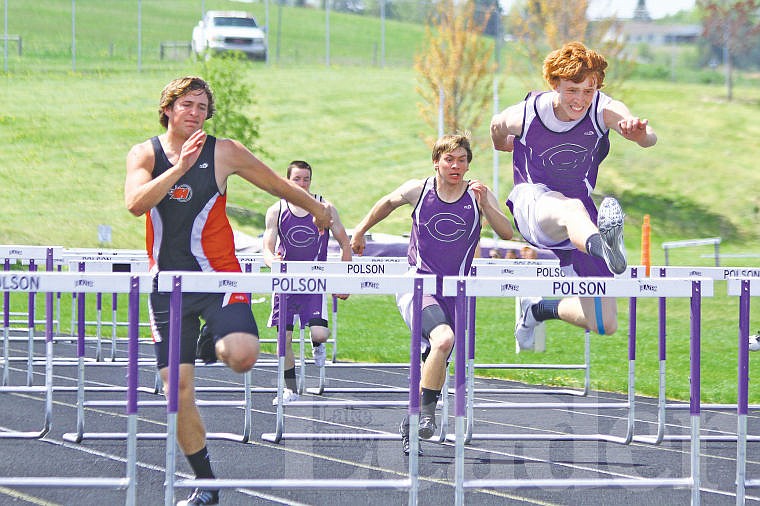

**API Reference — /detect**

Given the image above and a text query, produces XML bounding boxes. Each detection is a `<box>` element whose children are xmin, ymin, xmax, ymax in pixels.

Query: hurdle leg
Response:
<box><xmin>2</xmin><ymin>275</ymin><xmax>8</xmax><ymax>386</ymax></box>
<box><xmin>110</xmin><ymin>292</ymin><xmax>118</xmax><ymax>361</ymax></box>
<box><xmin>266</xmin><ymin>296</ymin><xmax>290</xmax><ymax>443</ymax></box>
<box><xmin>95</xmin><ymin>292</ymin><xmax>103</xmax><ymax>361</ymax></box>
<box><xmin>297</xmin><ymin>317</ymin><xmax>305</xmax><ymax>395</ymax></box>
<box><xmin>25</xmin><ymin>268</ymin><xmax>36</xmax><ymax>387</ymax></box>
<box><xmin>2</xmin><ymin>326</ymin><xmax>8</xmax><ymax>387</ymax></box>
<box><xmin>331</xmin><ymin>294</ymin><xmax>338</xmax><ymax>362</ymax></box>
<box><xmin>241</xmin><ymin>370</ymin><xmax>252</xmax><ymax>443</ymax></box>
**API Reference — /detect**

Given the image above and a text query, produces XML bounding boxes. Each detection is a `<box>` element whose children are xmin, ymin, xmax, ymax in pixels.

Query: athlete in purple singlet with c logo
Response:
<box><xmin>490</xmin><ymin>41</ymin><xmax>657</xmax><ymax>352</ymax></box>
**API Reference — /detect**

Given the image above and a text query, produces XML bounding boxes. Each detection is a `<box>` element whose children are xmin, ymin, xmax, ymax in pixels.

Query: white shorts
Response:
<box><xmin>507</xmin><ymin>183</ymin><xmax>574</xmax><ymax>251</ymax></box>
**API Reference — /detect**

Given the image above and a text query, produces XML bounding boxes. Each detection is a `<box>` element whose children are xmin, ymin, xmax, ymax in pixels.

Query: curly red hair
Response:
<box><xmin>543</xmin><ymin>41</ymin><xmax>608</xmax><ymax>90</ymax></box>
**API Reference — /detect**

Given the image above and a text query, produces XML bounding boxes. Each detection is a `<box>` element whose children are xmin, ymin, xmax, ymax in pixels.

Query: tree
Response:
<box><xmin>505</xmin><ymin>0</ymin><xmax>632</xmax><ymax>95</ymax></box>
<box><xmin>699</xmin><ymin>0</ymin><xmax>760</xmax><ymax>100</ymax></box>
<box><xmin>414</xmin><ymin>0</ymin><xmax>496</xmax><ymax>146</ymax></box>
<box><xmin>196</xmin><ymin>52</ymin><xmax>266</xmax><ymax>156</ymax></box>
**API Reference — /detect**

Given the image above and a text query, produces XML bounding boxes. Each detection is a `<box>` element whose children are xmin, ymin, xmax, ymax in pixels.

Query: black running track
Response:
<box><xmin>0</xmin><ymin>338</ymin><xmax>757</xmax><ymax>506</ymax></box>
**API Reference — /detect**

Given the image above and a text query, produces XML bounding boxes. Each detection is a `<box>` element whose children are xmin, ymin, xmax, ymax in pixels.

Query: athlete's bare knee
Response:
<box><xmin>217</xmin><ymin>334</ymin><xmax>259</xmax><ymax>373</ymax></box>
<box><xmin>429</xmin><ymin>328</ymin><xmax>454</xmax><ymax>354</ymax></box>
<box><xmin>596</xmin><ymin>317</ymin><xmax>618</xmax><ymax>336</ymax></box>
<box><xmin>310</xmin><ymin>327</ymin><xmax>329</xmax><ymax>344</ymax></box>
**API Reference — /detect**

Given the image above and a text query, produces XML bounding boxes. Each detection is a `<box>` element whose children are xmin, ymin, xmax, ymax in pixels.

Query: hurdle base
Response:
<box><xmin>62</xmin><ymin>431</ymin><xmax>249</xmax><ymax>443</ymax></box>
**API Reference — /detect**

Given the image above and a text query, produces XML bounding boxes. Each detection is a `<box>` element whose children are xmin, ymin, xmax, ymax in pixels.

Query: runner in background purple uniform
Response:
<box><xmin>351</xmin><ymin>133</ymin><xmax>514</xmax><ymax>455</ymax></box>
<box><xmin>490</xmin><ymin>41</ymin><xmax>657</xmax><ymax>352</ymax></box>
<box><xmin>263</xmin><ymin>160</ymin><xmax>352</xmax><ymax>404</ymax></box>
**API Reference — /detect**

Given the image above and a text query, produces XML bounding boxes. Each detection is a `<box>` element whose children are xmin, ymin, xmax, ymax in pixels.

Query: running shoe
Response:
<box><xmin>749</xmin><ymin>332</ymin><xmax>760</xmax><ymax>352</ymax></box>
<box><xmin>514</xmin><ymin>297</ymin><xmax>541</xmax><ymax>352</ymax></box>
<box><xmin>312</xmin><ymin>342</ymin><xmax>326</xmax><ymax>368</ymax></box>
<box><xmin>176</xmin><ymin>488</ymin><xmax>219</xmax><ymax>505</ymax></box>
<box><xmin>598</xmin><ymin>197</ymin><xmax>627</xmax><ymax>275</ymax></box>
<box><xmin>272</xmin><ymin>387</ymin><xmax>299</xmax><ymax>406</ymax></box>
<box><xmin>196</xmin><ymin>324</ymin><xmax>217</xmax><ymax>365</ymax></box>
<box><xmin>418</xmin><ymin>413</ymin><xmax>438</xmax><ymax>439</ymax></box>
<box><xmin>399</xmin><ymin>415</ymin><xmax>423</xmax><ymax>456</ymax></box>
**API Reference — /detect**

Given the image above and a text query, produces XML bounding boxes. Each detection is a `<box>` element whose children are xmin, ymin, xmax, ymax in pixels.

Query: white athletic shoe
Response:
<box><xmin>598</xmin><ymin>197</ymin><xmax>627</xmax><ymax>275</ymax></box>
<box><xmin>312</xmin><ymin>343</ymin><xmax>326</xmax><ymax>368</ymax></box>
<box><xmin>272</xmin><ymin>388</ymin><xmax>299</xmax><ymax>406</ymax></box>
<box><xmin>749</xmin><ymin>332</ymin><xmax>760</xmax><ymax>352</ymax></box>
<box><xmin>515</xmin><ymin>297</ymin><xmax>541</xmax><ymax>352</ymax></box>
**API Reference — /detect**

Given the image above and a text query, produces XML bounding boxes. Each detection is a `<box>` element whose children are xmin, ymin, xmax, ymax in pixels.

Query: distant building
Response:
<box><xmin>622</xmin><ymin>22</ymin><xmax>701</xmax><ymax>45</ymax></box>
<box><xmin>601</xmin><ymin>0</ymin><xmax>701</xmax><ymax>47</ymax></box>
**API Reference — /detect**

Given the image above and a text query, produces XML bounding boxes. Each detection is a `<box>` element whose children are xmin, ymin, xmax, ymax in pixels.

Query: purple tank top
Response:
<box><xmin>408</xmin><ymin>177</ymin><xmax>481</xmax><ymax>281</ymax></box>
<box><xmin>276</xmin><ymin>196</ymin><xmax>328</xmax><ymax>261</ymax></box>
<box><xmin>512</xmin><ymin>91</ymin><xmax>610</xmax><ymax>211</ymax></box>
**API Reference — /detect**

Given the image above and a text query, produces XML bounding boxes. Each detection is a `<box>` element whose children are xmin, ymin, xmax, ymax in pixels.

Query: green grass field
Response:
<box><xmin>2</xmin><ymin>0</ymin><xmax>760</xmax><ymax>404</ymax></box>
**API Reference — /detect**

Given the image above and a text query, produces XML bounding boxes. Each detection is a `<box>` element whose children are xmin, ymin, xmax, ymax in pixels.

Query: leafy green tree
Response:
<box><xmin>196</xmin><ymin>53</ymin><xmax>266</xmax><ymax>156</ymax></box>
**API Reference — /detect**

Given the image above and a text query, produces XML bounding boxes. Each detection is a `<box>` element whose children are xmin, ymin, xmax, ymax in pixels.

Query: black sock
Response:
<box><xmin>284</xmin><ymin>367</ymin><xmax>297</xmax><ymax>391</ymax></box>
<box><xmin>585</xmin><ymin>233</ymin><xmax>605</xmax><ymax>259</ymax></box>
<box><xmin>531</xmin><ymin>299</ymin><xmax>560</xmax><ymax>322</ymax></box>
<box><xmin>421</xmin><ymin>388</ymin><xmax>440</xmax><ymax>416</ymax></box>
<box><xmin>311</xmin><ymin>340</ymin><xmax>320</xmax><ymax>348</ymax></box>
<box><xmin>186</xmin><ymin>446</ymin><xmax>215</xmax><ymax>480</ymax></box>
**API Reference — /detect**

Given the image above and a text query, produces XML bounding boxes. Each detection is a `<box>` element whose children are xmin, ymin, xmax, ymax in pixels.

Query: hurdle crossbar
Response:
<box><xmin>443</xmin><ymin>275</ymin><xmax>711</xmax><ymax>506</ymax></box>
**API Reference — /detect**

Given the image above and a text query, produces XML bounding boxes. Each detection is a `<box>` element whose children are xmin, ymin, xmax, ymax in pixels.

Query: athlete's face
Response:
<box><xmin>434</xmin><ymin>147</ymin><xmax>469</xmax><ymax>184</ymax></box>
<box><xmin>553</xmin><ymin>76</ymin><xmax>597</xmax><ymax>122</ymax></box>
<box><xmin>289</xmin><ymin>167</ymin><xmax>312</xmax><ymax>191</ymax></box>
<box><xmin>165</xmin><ymin>89</ymin><xmax>208</xmax><ymax>136</ymax></box>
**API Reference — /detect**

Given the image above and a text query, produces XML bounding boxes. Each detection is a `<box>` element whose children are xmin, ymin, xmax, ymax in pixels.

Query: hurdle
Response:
<box><xmin>447</xmin><ymin>260</ymin><xmax>639</xmax><ymax>445</ymax></box>
<box><xmin>1</xmin><ymin>247</ymin><xmax>65</xmax><ymax>387</ymax></box>
<box><xmin>273</xmin><ymin>259</ymin><xmax>413</xmax><ymax>394</ymax></box>
<box><xmin>157</xmin><ymin>271</ymin><xmax>429</xmax><ymax>505</ymax></box>
<box><xmin>444</xmin><ymin>275</ymin><xmax>709</xmax><ymax>505</ymax></box>
<box><xmin>468</xmin><ymin>258</ymin><xmax>591</xmax><ymax>396</ymax></box>
<box><xmin>62</xmin><ymin>249</ymin><xmax>149</xmax><ymax>362</ymax></box>
<box><xmin>632</xmin><ymin>265</ymin><xmax>760</xmax><ymax>445</ymax></box>
<box><xmin>445</xmin><ymin>268</ymin><xmax>654</xmax><ymax>445</ymax></box>
<box><xmin>730</xmin><ymin>277</ymin><xmax>760</xmax><ymax>503</ymax></box>
<box><xmin>262</xmin><ymin>260</ymin><xmax>453</xmax><ymax>443</ymax></box>
<box><xmin>0</xmin><ymin>271</ymin><xmax>148</xmax><ymax>505</ymax></box>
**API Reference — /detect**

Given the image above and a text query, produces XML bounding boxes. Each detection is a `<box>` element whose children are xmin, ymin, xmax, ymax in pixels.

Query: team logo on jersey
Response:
<box><xmin>285</xmin><ymin>225</ymin><xmax>319</xmax><ymax>248</ymax></box>
<box><xmin>584</xmin><ymin>130</ymin><xmax>596</xmax><ymax>136</ymax></box>
<box><xmin>422</xmin><ymin>212</ymin><xmax>468</xmax><ymax>243</ymax></box>
<box><xmin>168</xmin><ymin>184</ymin><xmax>192</xmax><ymax>202</ymax></box>
<box><xmin>199</xmin><ymin>162</ymin><xmax>209</xmax><ymax>169</ymax></box>
<box><xmin>540</xmin><ymin>143</ymin><xmax>588</xmax><ymax>171</ymax></box>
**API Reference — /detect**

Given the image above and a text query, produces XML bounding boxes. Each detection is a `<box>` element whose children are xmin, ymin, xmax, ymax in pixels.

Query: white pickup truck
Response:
<box><xmin>191</xmin><ymin>10</ymin><xmax>267</xmax><ymax>60</ymax></box>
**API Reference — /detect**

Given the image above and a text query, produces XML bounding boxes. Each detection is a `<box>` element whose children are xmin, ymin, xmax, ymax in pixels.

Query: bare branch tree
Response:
<box><xmin>414</xmin><ymin>0</ymin><xmax>496</xmax><ymax>147</ymax></box>
<box><xmin>505</xmin><ymin>0</ymin><xmax>632</xmax><ymax>95</ymax></box>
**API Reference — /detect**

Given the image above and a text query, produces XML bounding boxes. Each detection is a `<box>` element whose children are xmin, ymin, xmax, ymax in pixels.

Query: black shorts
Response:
<box><xmin>149</xmin><ymin>291</ymin><xmax>258</xmax><ymax>369</ymax></box>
